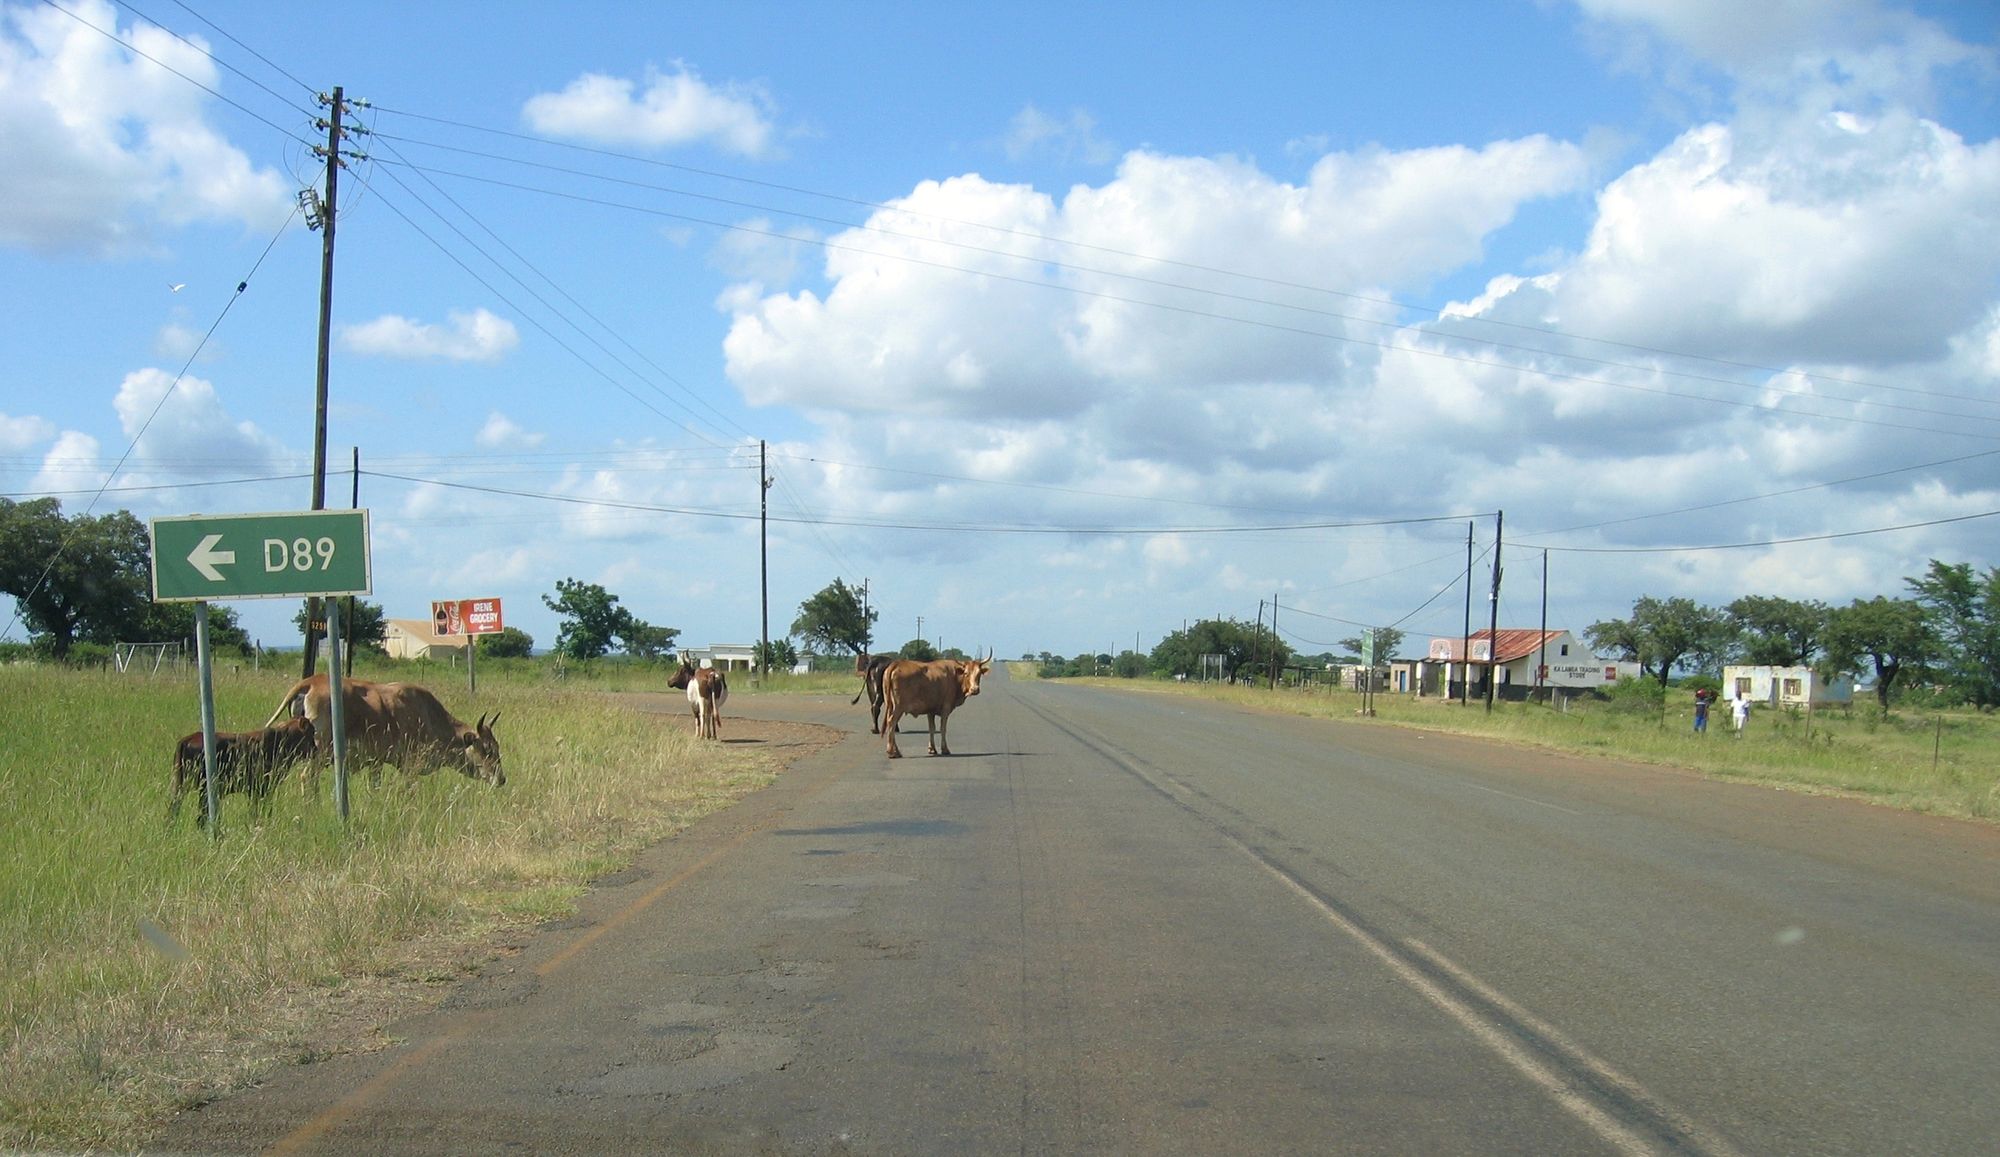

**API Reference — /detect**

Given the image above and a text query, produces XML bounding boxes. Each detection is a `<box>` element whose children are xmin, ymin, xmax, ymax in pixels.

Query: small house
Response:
<box><xmin>384</xmin><ymin>617</ymin><xmax>469</xmax><ymax>661</ymax></box>
<box><xmin>1721</xmin><ymin>665</ymin><xmax>1854</xmax><ymax>708</ymax></box>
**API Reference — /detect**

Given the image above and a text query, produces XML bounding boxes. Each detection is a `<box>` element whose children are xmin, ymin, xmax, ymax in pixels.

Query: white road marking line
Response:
<box><xmin>1405</xmin><ymin>938</ymin><xmax>1749</xmax><ymax>1157</ymax></box>
<box><xmin>1239</xmin><ymin>849</ymin><xmax>1666</xmax><ymax>1156</ymax></box>
<box><xmin>1465</xmin><ymin>782</ymin><xmax>1588</xmax><ymax>815</ymax></box>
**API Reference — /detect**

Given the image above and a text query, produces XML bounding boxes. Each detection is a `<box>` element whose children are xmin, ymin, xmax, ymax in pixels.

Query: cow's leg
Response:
<box><xmin>936</xmin><ymin>713</ymin><xmax>951</xmax><ymax>757</ymax></box>
<box><xmin>709</xmin><ymin>691</ymin><xmax>723</xmax><ymax>740</ymax></box>
<box><xmin>884</xmin><ymin>704</ymin><xmax>903</xmax><ymax>758</ymax></box>
<box><xmin>925</xmin><ymin>713</ymin><xmax>940</xmax><ymax>756</ymax></box>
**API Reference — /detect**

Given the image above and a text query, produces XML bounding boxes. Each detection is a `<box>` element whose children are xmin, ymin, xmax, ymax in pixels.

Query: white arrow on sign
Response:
<box><xmin>187</xmin><ymin>534</ymin><xmax>236</xmax><ymax>582</ymax></box>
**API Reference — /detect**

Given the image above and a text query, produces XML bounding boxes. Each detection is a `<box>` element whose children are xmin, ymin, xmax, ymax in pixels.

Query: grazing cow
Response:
<box><xmin>668</xmin><ymin>656</ymin><xmax>728</xmax><ymax>740</ymax></box>
<box><xmin>168</xmin><ymin>716</ymin><xmax>318</xmax><ymax>826</ymax></box>
<box><xmin>263</xmin><ymin>674</ymin><xmax>505</xmax><ymax>785</ymax></box>
<box><xmin>881</xmin><ymin>654</ymin><xmax>993</xmax><ymax>758</ymax></box>
<box><xmin>850</xmin><ymin>652</ymin><xmax>895</xmax><ymax>734</ymax></box>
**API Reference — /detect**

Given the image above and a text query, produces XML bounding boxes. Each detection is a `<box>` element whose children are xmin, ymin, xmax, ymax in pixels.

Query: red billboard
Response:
<box><xmin>432</xmin><ymin>597</ymin><xmax>503</xmax><ymax>637</ymax></box>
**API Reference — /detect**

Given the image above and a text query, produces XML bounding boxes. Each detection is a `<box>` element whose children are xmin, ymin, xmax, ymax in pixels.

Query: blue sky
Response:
<box><xmin>2</xmin><ymin>0</ymin><xmax>1997</xmax><ymax>662</ymax></box>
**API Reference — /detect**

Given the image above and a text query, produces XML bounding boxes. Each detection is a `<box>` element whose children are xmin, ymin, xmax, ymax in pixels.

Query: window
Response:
<box><xmin>1783</xmin><ymin>678</ymin><xmax>1803</xmax><ymax>699</ymax></box>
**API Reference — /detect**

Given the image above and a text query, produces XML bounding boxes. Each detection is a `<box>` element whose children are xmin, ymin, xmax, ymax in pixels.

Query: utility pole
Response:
<box><xmin>759</xmin><ymin>440</ymin><xmax>771</xmax><ymax>681</ymax></box>
<box><xmin>861</xmin><ymin>578</ymin><xmax>870</xmax><ymax>655</ymax></box>
<box><xmin>1269</xmin><ymin>592</ymin><xmax>1281</xmax><ymax>690</ymax></box>
<box><xmin>301</xmin><ymin>86</ymin><xmax>346</xmax><ymax>678</ymax></box>
<box><xmin>1255</xmin><ymin>599</ymin><xmax>1266</xmax><ymax>686</ymax></box>
<box><xmin>1538</xmin><ymin>548</ymin><xmax>1549</xmax><ymax>705</ymax></box>
<box><xmin>1486</xmin><ymin>509</ymin><xmax>1503</xmax><ymax>713</ymax></box>
<box><xmin>1460</xmin><ymin>522</ymin><xmax>1473</xmax><ymax>706</ymax></box>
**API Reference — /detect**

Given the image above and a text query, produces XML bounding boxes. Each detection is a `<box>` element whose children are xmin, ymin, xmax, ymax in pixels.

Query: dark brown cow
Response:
<box><xmin>168</xmin><ymin>716</ymin><xmax>317</xmax><ymax>826</ymax></box>
<box><xmin>850</xmin><ymin>652</ymin><xmax>894</xmax><ymax>734</ymax></box>
<box><xmin>881</xmin><ymin>655</ymin><xmax>993</xmax><ymax>758</ymax></box>
<box><xmin>263</xmin><ymin>674</ymin><xmax>504</xmax><ymax>785</ymax></box>
<box><xmin>667</xmin><ymin>656</ymin><xmax>728</xmax><ymax>740</ymax></box>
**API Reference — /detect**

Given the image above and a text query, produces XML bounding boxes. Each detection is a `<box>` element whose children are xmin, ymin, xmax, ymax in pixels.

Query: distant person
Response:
<box><xmin>1693</xmin><ymin>687</ymin><xmax>1713</xmax><ymax>733</ymax></box>
<box><xmin>1731</xmin><ymin>692</ymin><xmax>1750</xmax><ymax>736</ymax></box>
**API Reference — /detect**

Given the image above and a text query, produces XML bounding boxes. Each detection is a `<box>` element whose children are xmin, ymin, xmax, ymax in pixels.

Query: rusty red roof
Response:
<box><xmin>1428</xmin><ymin>628</ymin><xmax>1567</xmax><ymax>664</ymax></box>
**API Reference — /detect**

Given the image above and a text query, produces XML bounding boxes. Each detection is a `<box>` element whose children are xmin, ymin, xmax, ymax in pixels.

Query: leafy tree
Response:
<box><xmin>0</xmin><ymin>498</ymin><xmax>152</xmax><ymax>658</ymax></box>
<box><xmin>1907</xmin><ymin>560</ymin><xmax>2000</xmax><ymax>709</ymax></box>
<box><xmin>620</xmin><ymin>620</ymin><xmax>678</xmax><ymax>661</ymax></box>
<box><xmin>1586</xmin><ymin>596</ymin><xmax>1730</xmax><ymax>686</ymax></box>
<box><xmin>755</xmin><ymin>637</ymin><xmax>799</xmax><ymax>670</ymax></box>
<box><xmin>1822</xmin><ymin>596</ymin><xmax>1932</xmax><ymax>709</ymax></box>
<box><xmin>897</xmin><ymin>637</ymin><xmax>939</xmax><ymax>662</ymax></box>
<box><xmin>1151</xmin><ymin>617</ymin><xmax>1289</xmax><ymax>682</ymax></box>
<box><xmin>791</xmin><ymin>578</ymin><xmax>877</xmax><ymax>657</ymax></box>
<box><xmin>479</xmin><ymin>626</ymin><xmax>535</xmax><ymax>658</ymax></box>
<box><xmin>1338</xmin><ymin>627</ymin><xmax>1405</xmax><ymax>662</ymax></box>
<box><xmin>141</xmin><ymin>600</ymin><xmax>254</xmax><ymax>658</ymax></box>
<box><xmin>291</xmin><ymin>598</ymin><xmax>389</xmax><ymax>656</ymax></box>
<box><xmin>1112</xmin><ymin>649</ymin><xmax>1148</xmax><ymax>678</ymax></box>
<box><xmin>544</xmin><ymin>579</ymin><xmax>623</xmax><ymax>659</ymax></box>
<box><xmin>1726</xmin><ymin>596</ymin><xmax>1829</xmax><ymax>666</ymax></box>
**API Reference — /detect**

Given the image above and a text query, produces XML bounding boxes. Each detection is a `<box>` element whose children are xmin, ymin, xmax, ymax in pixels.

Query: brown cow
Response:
<box><xmin>881</xmin><ymin>655</ymin><xmax>993</xmax><ymax>758</ymax></box>
<box><xmin>168</xmin><ymin>716</ymin><xmax>318</xmax><ymax>826</ymax></box>
<box><xmin>849</xmin><ymin>652</ymin><xmax>894</xmax><ymax>734</ymax></box>
<box><xmin>668</xmin><ymin>656</ymin><xmax>727</xmax><ymax>740</ymax></box>
<box><xmin>263</xmin><ymin>674</ymin><xmax>505</xmax><ymax>785</ymax></box>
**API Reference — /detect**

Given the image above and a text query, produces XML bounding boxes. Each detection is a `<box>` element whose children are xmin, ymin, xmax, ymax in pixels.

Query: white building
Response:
<box><xmin>1722</xmin><ymin>665</ymin><xmax>1854</xmax><ymax>708</ymax></box>
<box><xmin>1422</xmin><ymin>629</ymin><xmax>1636</xmax><ymax>698</ymax></box>
<box><xmin>383</xmin><ymin>617</ymin><xmax>469</xmax><ymax>661</ymax></box>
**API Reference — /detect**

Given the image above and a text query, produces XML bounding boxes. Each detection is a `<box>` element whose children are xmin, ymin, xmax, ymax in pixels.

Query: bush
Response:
<box><xmin>1602</xmin><ymin>677</ymin><xmax>1665</xmax><ymax>715</ymax></box>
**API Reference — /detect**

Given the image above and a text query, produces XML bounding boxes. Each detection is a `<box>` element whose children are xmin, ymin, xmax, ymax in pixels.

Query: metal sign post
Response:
<box><xmin>152</xmin><ymin>510</ymin><xmax>371</xmax><ymax>832</ymax></box>
<box><xmin>194</xmin><ymin>602</ymin><xmax>221</xmax><ymax>838</ymax></box>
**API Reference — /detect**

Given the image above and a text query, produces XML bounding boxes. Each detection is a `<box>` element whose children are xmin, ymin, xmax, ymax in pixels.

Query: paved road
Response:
<box><xmin>159</xmin><ymin>667</ymin><xmax>2000</xmax><ymax>1155</ymax></box>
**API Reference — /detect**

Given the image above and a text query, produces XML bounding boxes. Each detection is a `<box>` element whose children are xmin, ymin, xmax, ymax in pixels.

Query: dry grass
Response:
<box><xmin>0</xmin><ymin>664</ymin><xmax>801</xmax><ymax>1152</ymax></box>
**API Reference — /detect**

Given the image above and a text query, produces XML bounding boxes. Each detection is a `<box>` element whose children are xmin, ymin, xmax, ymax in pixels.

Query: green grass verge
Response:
<box><xmin>1074</xmin><ymin>677</ymin><xmax>2000</xmax><ymax>822</ymax></box>
<box><xmin>0</xmin><ymin>663</ymin><xmax>799</xmax><ymax>1152</ymax></box>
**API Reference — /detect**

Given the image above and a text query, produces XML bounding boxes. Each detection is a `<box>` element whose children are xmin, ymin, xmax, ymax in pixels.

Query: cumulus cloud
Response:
<box><xmin>339</xmin><ymin>309</ymin><xmax>520</xmax><ymax>362</ymax></box>
<box><xmin>22</xmin><ymin>368</ymin><xmax>288</xmax><ymax>497</ymax></box>
<box><xmin>522</xmin><ymin>64</ymin><xmax>778</xmax><ymax>157</ymax></box>
<box><xmin>0</xmin><ymin>411</ymin><xmax>55</xmax><ymax>452</ymax></box>
<box><xmin>476</xmin><ymin>411</ymin><xmax>545</xmax><ymax>450</ymax></box>
<box><xmin>0</xmin><ymin>0</ymin><xmax>293</xmax><ymax>255</ymax></box>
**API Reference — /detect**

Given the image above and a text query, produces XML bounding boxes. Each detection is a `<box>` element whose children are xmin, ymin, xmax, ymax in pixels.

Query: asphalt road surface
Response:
<box><xmin>158</xmin><ymin>667</ymin><xmax>2000</xmax><ymax>1155</ymax></box>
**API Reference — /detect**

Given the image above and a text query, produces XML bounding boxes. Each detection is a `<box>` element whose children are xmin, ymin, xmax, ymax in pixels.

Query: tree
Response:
<box><xmin>1823</xmin><ymin>596</ymin><xmax>1932</xmax><ymax>709</ymax></box>
<box><xmin>1150</xmin><ymin>617</ymin><xmax>1287</xmax><ymax>682</ymax></box>
<box><xmin>541</xmin><ymin>578</ymin><xmax>677</xmax><ymax>660</ymax></box>
<box><xmin>1726</xmin><ymin>596</ymin><xmax>1829</xmax><ymax>666</ymax></box>
<box><xmin>755</xmin><ymin>637</ymin><xmax>799</xmax><ymax>670</ymax></box>
<box><xmin>292</xmin><ymin>598</ymin><xmax>389</xmax><ymax>656</ymax></box>
<box><xmin>1338</xmin><ymin>627</ymin><xmax>1405</xmax><ymax>663</ymax></box>
<box><xmin>141</xmin><ymin>600</ymin><xmax>254</xmax><ymax>658</ymax></box>
<box><xmin>1907</xmin><ymin>560</ymin><xmax>2000</xmax><ymax>709</ymax></box>
<box><xmin>1112</xmin><ymin>649</ymin><xmax>1147</xmax><ymax>678</ymax></box>
<box><xmin>897</xmin><ymin>637</ymin><xmax>939</xmax><ymax>662</ymax></box>
<box><xmin>479</xmin><ymin>626</ymin><xmax>535</xmax><ymax>658</ymax></box>
<box><xmin>1586</xmin><ymin>596</ymin><xmax>1730</xmax><ymax>686</ymax></box>
<box><xmin>791</xmin><ymin>579</ymin><xmax>877</xmax><ymax>657</ymax></box>
<box><xmin>0</xmin><ymin>498</ymin><xmax>152</xmax><ymax>658</ymax></box>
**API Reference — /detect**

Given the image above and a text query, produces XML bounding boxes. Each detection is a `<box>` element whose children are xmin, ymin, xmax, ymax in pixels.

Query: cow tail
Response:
<box><xmin>262</xmin><ymin>679</ymin><xmax>307</xmax><ymax>729</ymax></box>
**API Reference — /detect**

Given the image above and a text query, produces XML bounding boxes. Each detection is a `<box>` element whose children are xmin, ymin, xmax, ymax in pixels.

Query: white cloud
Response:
<box><xmin>0</xmin><ymin>0</ymin><xmax>293</xmax><ymax>255</ymax></box>
<box><xmin>0</xmin><ymin>411</ymin><xmax>55</xmax><ymax>452</ymax></box>
<box><xmin>522</xmin><ymin>65</ymin><xmax>778</xmax><ymax>157</ymax></box>
<box><xmin>339</xmin><ymin>309</ymin><xmax>520</xmax><ymax>362</ymax></box>
<box><xmin>476</xmin><ymin>411</ymin><xmax>545</xmax><ymax>450</ymax></box>
<box><xmin>1005</xmin><ymin>104</ymin><xmax>1116</xmax><ymax>165</ymax></box>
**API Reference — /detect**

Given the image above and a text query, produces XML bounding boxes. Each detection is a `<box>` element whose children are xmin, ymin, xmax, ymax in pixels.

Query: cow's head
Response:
<box><xmin>668</xmin><ymin>656</ymin><xmax>696</xmax><ymax>690</ymax></box>
<box><xmin>458</xmin><ymin>712</ymin><xmax>505</xmax><ymax>785</ymax></box>
<box><xmin>959</xmin><ymin>654</ymin><xmax>994</xmax><ymax>698</ymax></box>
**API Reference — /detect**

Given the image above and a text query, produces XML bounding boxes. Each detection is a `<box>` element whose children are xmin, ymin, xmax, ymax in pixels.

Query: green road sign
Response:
<box><xmin>151</xmin><ymin>510</ymin><xmax>372</xmax><ymax>602</ymax></box>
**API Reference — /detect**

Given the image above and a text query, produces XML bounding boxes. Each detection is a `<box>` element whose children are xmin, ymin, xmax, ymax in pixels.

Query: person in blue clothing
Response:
<box><xmin>1693</xmin><ymin>687</ymin><xmax>1713</xmax><ymax>733</ymax></box>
